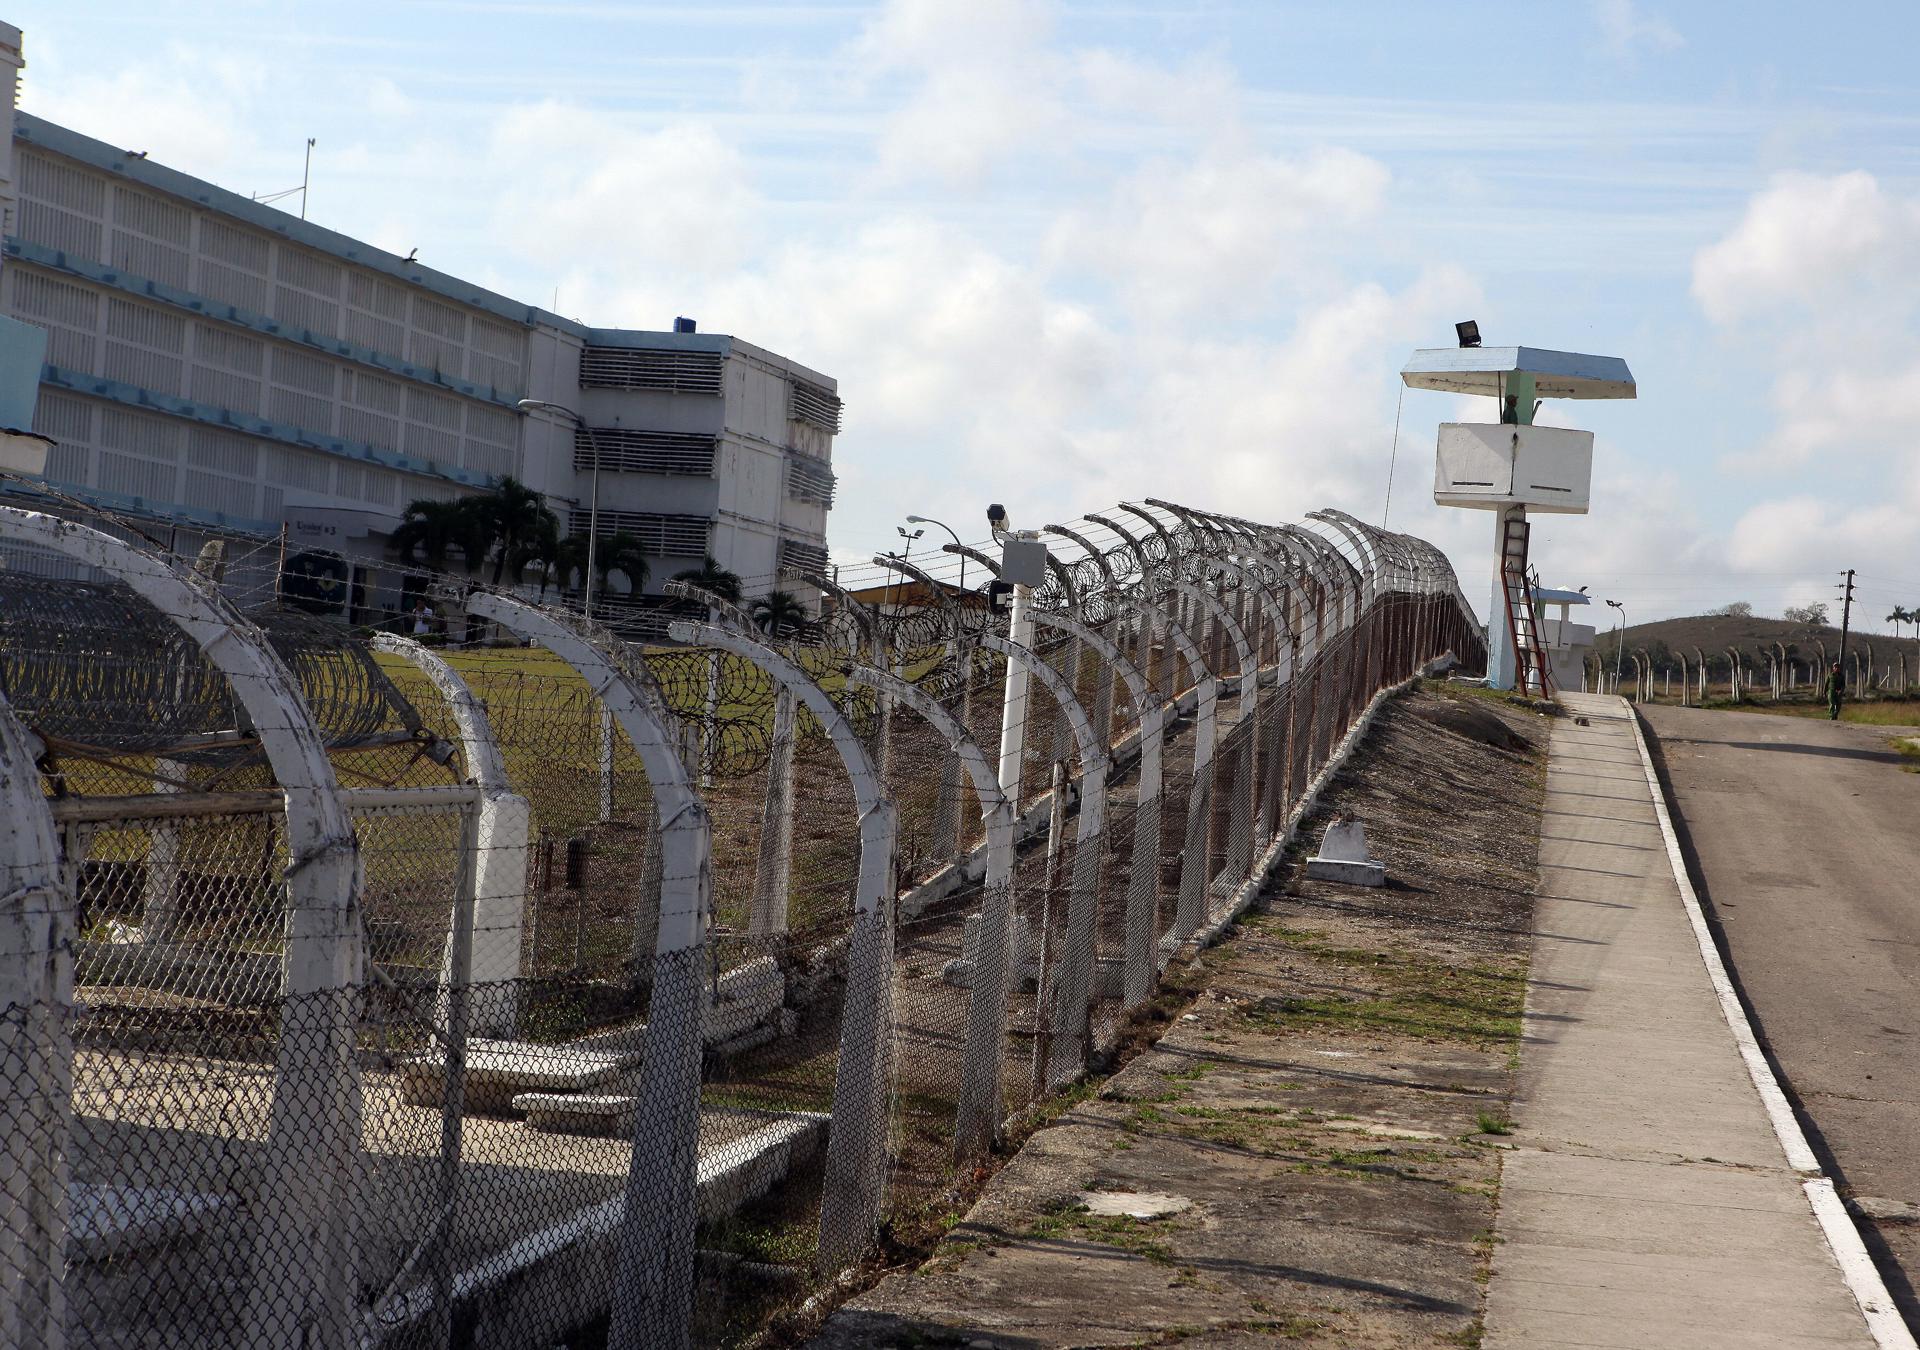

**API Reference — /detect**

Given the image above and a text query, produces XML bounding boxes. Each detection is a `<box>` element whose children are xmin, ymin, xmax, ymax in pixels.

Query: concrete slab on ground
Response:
<box><xmin>1483</xmin><ymin>693</ymin><xmax>1875</xmax><ymax>1349</ymax></box>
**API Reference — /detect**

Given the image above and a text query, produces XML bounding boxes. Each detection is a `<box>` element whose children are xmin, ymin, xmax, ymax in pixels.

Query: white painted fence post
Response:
<box><xmin>0</xmin><ymin>507</ymin><xmax>364</xmax><ymax>1350</ymax></box>
<box><xmin>373</xmin><ymin>633</ymin><xmax>531</xmax><ymax>1036</ymax></box>
<box><xmin>849</xmin><ymin>668</ymin><xmax>1016</xmax><ymax>1159</ymax></box>
<box><xmin>1030</xmin><ymin>611</ymin><xmax>1168</xmax><ymax>1010</ymax></box>
<box><xmin>468</xmin><ymin>595</ymin><xmax>713</xmax><ymax>1350</ymax></box>
<box><xmin>1168</xmin><ymin>581</ymin><xmax>1254</xmax><ymax>919</ymax></box>
<box><xmin>0</xmin><ymin>692</ymin><xmax>70</xmax><ymax>1350</ymax></box>
<box><xmin>750</xmin><ymin>686</ymin><xmax>795</xmax><ymax>935</ymax></box>
<box><xmin>668</xmin><ymin>619</ymin><xmax>897</xmax><ymax>1277</ymax></box>
<box><xmin>983</xmin><ymin>632</ymin><xmax>1109</xmax><ymax>1090</ymax></box>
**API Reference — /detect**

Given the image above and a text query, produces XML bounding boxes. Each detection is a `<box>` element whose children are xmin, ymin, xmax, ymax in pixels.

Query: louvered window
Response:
<box><xmin>778</xmin><ymin>537</ymin><xmax>829</xmax><ymax>575</ymax></box>
<box><xmin>568</xmin><ymin>509</ymin><xmax>711</xmax><ymax>557</ymax></box>
<box><xmin>785</xmin><ymin>454</ymin><xmax>836</xmax><ymax>507</ymax></box>
<box><xmin>789</xmin><ymin>378</ymin><xmax>842</xmax><ymax>434</ymax></box>
<box><xmin>578</xmin><ymin>346</ymin><xmax>723</xmax><ymax>395</ymax></box>
<box><xmin>10</xmin><ymin>269</ymin><xmax>99</xmax><ymax>371</ymax></box>
<box><xmin>573</xmin><ymin>427</ymin><xmax>717</xmax><ymax>476</ymax></box>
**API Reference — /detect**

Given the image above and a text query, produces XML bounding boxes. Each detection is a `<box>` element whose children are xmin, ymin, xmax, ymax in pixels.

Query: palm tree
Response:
<box><xmin>593</xmin><ymin>531</ymin><xmax>650</xmax><ymax>594</ymax></box>
<box><xmin>470</xmin><ymin>477</ymin><xmax>558</xmax><ymax>585</ymax></box>
<box><xmin>671</xmin><ymin>556</ymin><xmax>744</xmax><ymax>605</ymax></box>
<box><xmin>390</xmin><ymin>497</ymin><xmax>489</xmax><ymax>573</ymax></box>
<box><xmin>1890</xmin><ymin>606</ymin><xmax>1912</xmax><ymax>644</ymax></box>
<box><xmin>508</xmin><ymin>516</ymin><xmax>564</xmax><ymax>597</ymax></box>
<box><xmin>752</xmin><ymin>589</ymin><xmax>808</xmax><ymax>639</ymax></box>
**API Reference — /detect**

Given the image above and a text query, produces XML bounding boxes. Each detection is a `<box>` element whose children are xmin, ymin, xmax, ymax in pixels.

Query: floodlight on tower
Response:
<box><xmin>1401</xmin><ymin>329</ymin><xmax>1635</xmax><ymax>693</ymax></box>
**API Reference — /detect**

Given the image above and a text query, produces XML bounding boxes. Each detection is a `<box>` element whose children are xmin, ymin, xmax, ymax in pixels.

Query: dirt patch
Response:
<box><xmin>802</xmin><ymin>686</ymin><xmax>1548</xmax><ymax>1348</ymax></box>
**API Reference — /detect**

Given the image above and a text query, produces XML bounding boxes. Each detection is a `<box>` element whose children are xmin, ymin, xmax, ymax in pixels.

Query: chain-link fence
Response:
<box><xmin>0</xmin><ymin>496</ymin><xmax>1484</xmax><ymax>1349</ymax></box>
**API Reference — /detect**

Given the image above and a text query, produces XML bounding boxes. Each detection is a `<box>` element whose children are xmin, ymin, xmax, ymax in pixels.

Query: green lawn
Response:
<box><xmin>1686</xmin><ymin>694</ymin><xmax>1920</xmax><ymax>729</ymax></box>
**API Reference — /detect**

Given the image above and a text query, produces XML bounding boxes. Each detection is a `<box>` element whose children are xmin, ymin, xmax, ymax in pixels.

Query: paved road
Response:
<box><xmin>1642</xmin><ymin>702</ymin><xmax>1920</xmax><ymax>1322</ymax></box>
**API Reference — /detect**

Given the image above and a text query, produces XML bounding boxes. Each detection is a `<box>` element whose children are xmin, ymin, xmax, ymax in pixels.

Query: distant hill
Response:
<box><xmin>1605</xmin><ymin>614</ymin><xmax>1917</xmax><ymax>674</ymax></box>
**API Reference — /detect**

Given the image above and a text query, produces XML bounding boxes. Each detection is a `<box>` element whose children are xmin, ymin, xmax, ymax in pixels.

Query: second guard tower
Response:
<box><xmin>1402</xmin><ymin>330</ymin><xmax>1635</xmax><ymax>692</ymax></box>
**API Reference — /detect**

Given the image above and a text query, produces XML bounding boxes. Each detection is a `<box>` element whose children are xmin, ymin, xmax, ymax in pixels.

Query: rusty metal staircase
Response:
<box><xmin>1500</xmin><ymin>515</ymin><xmax>1553</xmax><ymax>697</ymax></box>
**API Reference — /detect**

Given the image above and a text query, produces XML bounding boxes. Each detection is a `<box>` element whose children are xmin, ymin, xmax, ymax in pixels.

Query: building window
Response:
<box><xmin>788</xmin><ymin>378</ymin><xmax>842</xmax><ymax>434</ymax></box>
<box><xmin>573</xmin><ymin>427</ymin><xmax>718</xmax><ymax>476</ymax></box>
<box><xmin>785</xmin><ymin>454</ymin><xmax>836</xmax><ymax>507</ymax></box>
<box><xmin>778</xmin><ymin>537</ymin><xmax>829</xmax><ymax>575</ymax></box>
<box><xmin>578</xmin><ymin>346</ymin><xmax>723</xmax><ymax>395</ymax></box>
<box><xmin>568</xmin><ymin>508</ymin><xmax>711</xmax><ymax>557</ymax></box>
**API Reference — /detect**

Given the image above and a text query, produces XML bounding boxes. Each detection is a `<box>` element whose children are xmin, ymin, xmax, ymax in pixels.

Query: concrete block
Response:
<box><xmin>398</xmin><ymin>1037</ymin><xmax>638</xmax><ymax>1112</ymax></box>
<box><xmin>696</xmin><ymin>1111</ymin><xmax>831</xmax><ymax>1224</ymax></box>
<box><xmin>67</xmin><ymin>1181</ymin><xmax>230</xmax><ymax>1261</ymax></box>
<box><xmin>512</xmin><ymin>1092</ymin><xmax>636</xmax><ymax>1136</ymax></box>
<box><xmin>1306</xmin><ymin>815</ymin><xmax>1386</xmax><ymax>886</ymax></box>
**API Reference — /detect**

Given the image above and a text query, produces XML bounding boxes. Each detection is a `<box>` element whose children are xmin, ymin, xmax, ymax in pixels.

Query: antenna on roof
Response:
<box><xmin>249</xmin><ymin>138</ymin><xmax>317</xmax><ymax>217</ymax></box>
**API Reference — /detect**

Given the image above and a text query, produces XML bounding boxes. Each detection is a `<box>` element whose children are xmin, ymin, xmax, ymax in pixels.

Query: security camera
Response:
<box><xmin>986</xmin><ymin>503</ymin><xmax>1009</xmax><ymax>533</ymax></box>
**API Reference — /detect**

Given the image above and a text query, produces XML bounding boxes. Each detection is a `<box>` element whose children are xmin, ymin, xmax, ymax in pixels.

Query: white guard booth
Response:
<box><xmin>1402</xmin><ymin>344</ymin><xmax>1634</xmax><ymax>691</ymax></box>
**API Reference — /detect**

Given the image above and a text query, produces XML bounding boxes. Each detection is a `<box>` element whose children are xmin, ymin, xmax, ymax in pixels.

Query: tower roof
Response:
<box><xmin>1401</xmin><ymin>346</ymin><xmax>1636</xmax><ymax>400</ymax></box>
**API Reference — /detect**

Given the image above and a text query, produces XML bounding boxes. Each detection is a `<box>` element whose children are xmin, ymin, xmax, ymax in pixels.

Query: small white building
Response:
<box><xmin>0</xmin><ymin>22</ymin><xmax>836</xmax><ymax>626</ymax></box>
<box><xmin>1533</xmin><ymin>586</ymin><xmax>1598</xmax><ymax>691</ymax></box>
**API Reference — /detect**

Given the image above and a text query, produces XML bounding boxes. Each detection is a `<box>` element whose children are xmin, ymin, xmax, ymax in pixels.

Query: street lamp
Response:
<box><xmin>892</xmin><ymin>524</ymin><xmax>924</xmax><ymax>612</ymax></box>
<box><xmin>1605</xmin><ymin>599</ymin><xmax>1626</xmax><ymax>682</ymax></box>
<box><xmin>517</xmin><ymin>398</ymin><xmax>605</xmax><ymax>615</ymax></box>
<box><xmin>905</xmin><ymin>513</ymin><xmax>965</xmax><ymax>595</ymax></box>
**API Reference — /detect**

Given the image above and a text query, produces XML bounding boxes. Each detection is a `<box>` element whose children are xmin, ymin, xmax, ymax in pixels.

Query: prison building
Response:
<box><xmin>0</xmin><ymin>50</ymin><xmax>837</xmax><ymax>617</ymax></box>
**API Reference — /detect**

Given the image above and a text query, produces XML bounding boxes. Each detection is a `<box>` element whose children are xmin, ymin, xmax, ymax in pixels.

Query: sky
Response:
<box><xmin>14</xmin><ymin>0</ymin><xmax>1920</xmax><ymax>630</ymax></box>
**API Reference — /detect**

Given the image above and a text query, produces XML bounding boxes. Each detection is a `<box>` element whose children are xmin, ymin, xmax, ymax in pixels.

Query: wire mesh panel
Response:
<box><xmin>2</xmin><ymin>491</ymin><xmax>1490</xmax><ymax>1348</ymax></box>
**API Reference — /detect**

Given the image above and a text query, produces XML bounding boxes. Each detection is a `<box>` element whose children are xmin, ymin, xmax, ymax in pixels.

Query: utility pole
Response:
<box><xmin>1836</xmin><ymin>568</ymin><xmax>1856</xmax><ymax>712</ymax></box>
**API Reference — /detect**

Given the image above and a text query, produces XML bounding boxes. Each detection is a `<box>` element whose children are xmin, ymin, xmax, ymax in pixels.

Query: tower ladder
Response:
<box><xmin>1500</xmin><ymin>516</ymin><xmax>1553</xmax><ymax>697</ymax></box>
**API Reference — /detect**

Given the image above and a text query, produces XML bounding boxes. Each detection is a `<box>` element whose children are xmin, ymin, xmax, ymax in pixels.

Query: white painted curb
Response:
<box><xmin>1623</xmin><ymin>700</ymin><xmax>1915</xmax><ymax>1350</ymax></box>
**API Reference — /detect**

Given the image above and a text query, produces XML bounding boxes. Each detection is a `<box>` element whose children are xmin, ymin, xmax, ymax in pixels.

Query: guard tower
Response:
<box><xmin>1402</xmin><ymin>334</ymin><xmax>1634</xmax><ymax>692</ymax></box>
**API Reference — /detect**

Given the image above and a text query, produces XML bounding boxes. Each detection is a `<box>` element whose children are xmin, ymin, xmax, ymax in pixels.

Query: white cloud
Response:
<box><xmin>491</xmin><ymin>107</ymin><xmax>763</xmax><ymax>276</ymax></box>
<box><xmin>1048</xmin><ymin>145</ymin><xmax>1391</xmax><ymax>320</ymax></box>
<box><xmin>19</xmin><ymin>38</ymin><xmax>267</xmax><ymax>184</ymax></box>
<box><xmin>1591</xmin><ymin>0</ymin><xmax>1684</xmax><ymax>59</ymax></box>
<box><xmin>853</xmin><ymin>0</ymin><xmax>1067</xmax><ymax>187</ymax></box>
<box><xmin>1692</xmin><ymin>171</ymin><xmax>1920</xmax><ymax>323</ymax></box>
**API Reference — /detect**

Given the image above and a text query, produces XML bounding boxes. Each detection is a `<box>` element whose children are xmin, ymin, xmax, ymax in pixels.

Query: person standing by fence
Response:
<box><xmin>1825</xmin><ymin>661</ymin><xmax>1845</xmax><ymax>719</ymax></box>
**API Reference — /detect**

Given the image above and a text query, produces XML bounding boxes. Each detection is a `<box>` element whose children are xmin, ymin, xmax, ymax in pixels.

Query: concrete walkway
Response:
<box><xmin>1484</xmin><ymin>693</ymin><xmax>1879</xmax><ymax>1348</ymax></box>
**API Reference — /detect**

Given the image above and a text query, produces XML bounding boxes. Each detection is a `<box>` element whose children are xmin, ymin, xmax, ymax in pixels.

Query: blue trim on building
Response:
<box><xmin>41</xmin><ymin>363</ymin><xmax>497</xmax><ymax>488</ymax></box>
<box><xmin>6</xmin><ymin>239</ymin><xmax>526</xmax><ymax>410</ymax></box>
<box><xmin>0</xmin><ymin>475</ymin><xmax>277</xmax><ymax>538</ymax></box>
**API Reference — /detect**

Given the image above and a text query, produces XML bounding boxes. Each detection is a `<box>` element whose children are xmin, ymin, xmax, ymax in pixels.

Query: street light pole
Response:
<box><xmin>518</xmin><ymin>398</ymin><xmax>604</xmax><ymax>615</ymax></box>
<box><xmin>1605</xmin><ymin>600</ymin><xmax>1626</xmax><ymax>687</ymax></box>
<box><xmin>893</xmin><ymin>525</ymin><xmax>923</xmax><ymax>614</ymax></box>
<box><xmin>906</xmin><ymin>513</ymin><xmax>965</xmax><ymax>595</ymax></box>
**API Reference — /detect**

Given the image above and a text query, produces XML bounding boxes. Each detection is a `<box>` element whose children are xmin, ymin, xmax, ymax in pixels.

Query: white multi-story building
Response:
<box><xmin>0</xmin><ymin>23</ymin><xmax>837</xmax><ymax>621</ymax></box>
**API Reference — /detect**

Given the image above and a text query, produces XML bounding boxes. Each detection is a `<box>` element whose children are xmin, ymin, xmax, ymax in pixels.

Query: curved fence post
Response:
<box><xmin>1029</xmin><ymin>610</ymin><xmax>1168</xmax><ymax>1010</ymax></box>
<box><xmin>0</xmin><ymin>506</ymin><xmax>361</xmax><ymax>1350</ymax></box>
<box><xmin>873</xmin><ymin>553</ymin><xmax>974</xmax><ymax>863</ymax></box>
<box><xmin>1045</xmin><ymin>525</ymin><xmax>1124</xmax><ymax>746</ymax></box>
<box><xmin>372</xmin><ymin>633</ymin><xmax>531</xmax><ymax>1036</ymax></box>
<box><xmin>671</xmin><ymin>580</ymin><xmax>797</xmax><ymax>936</ymax></box>
<box><xmin>1096</xmin><ymin>516</ymin><xmax>1219</xmax><ymax>949</ymax></box>
<box><xmin>847</xmin><ymin>666</ymin><xmax>1015</xmax><ymax>1159</ymax></box>
<box><xmin>1199</xmin><ymin>555</ymin><xmax>1291</xmax><ymax>862</ymax></box>
<box><xmin>1084</xmin><ymin>511</ymin><xmax>1175</xmax><ymax>694</ymax></box>
<box><xmin>1167</xmin><ymin>580</ymin><xmax>1253</xmax><ymax>926</ymax></box>
<box><xmin>1</xmin><ymin>691</ymin><xmax>70</xmax><ymax>1350</ymax></box>
<box><xmin>668</xmin><ymin>618</ymin><xmax>897</xmax><ymax>1276</ymax></box>
<box><xmin>981</xmin><ymin>632</ymin><xmax>1108</xmax><ymax>1090</ymax></box>
<box><xmin>1116</xmin><ymin>598</ymin><xmax>1216</xmax><ymax>959</ymax></box>
<box><xmin>468</xmin><ymin>594</ymin><xmax>711</xmax><ymax>1350</ymax></box>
